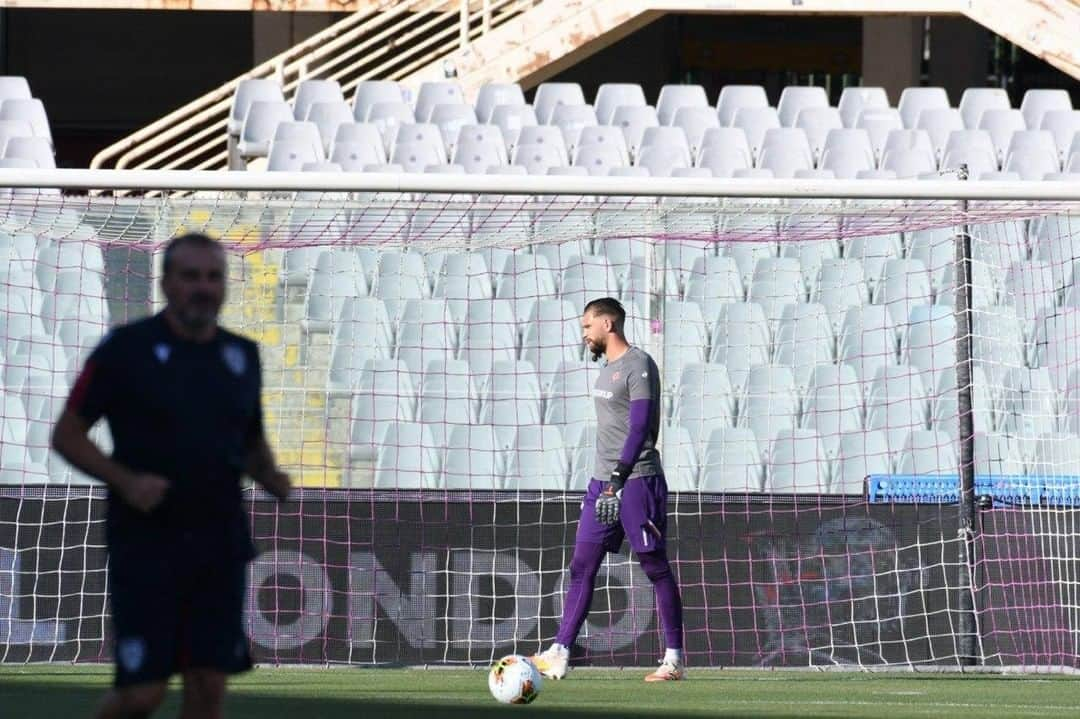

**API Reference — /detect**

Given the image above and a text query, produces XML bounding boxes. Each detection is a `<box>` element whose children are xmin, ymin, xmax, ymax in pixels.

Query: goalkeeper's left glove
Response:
<box><xmin>595</xmin><ymin>462</ymin><xmax>633</xmax><ymax>526</ymax></box>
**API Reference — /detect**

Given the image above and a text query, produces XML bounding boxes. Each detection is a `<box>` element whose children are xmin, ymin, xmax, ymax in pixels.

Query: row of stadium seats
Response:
<box><xmin>366</xmin><ymin>418</ymin><xmax>1078</xmax><ymax>494</ymax></box>
<box><xmin>0</xmin><ymin>75</ymin><xmax>55</xmax><ymax>169</ymax></box>
<box><xmin>229</xmin><ymin>77</ymin><xmax>1079</xmax><ymax>177</ymax></box>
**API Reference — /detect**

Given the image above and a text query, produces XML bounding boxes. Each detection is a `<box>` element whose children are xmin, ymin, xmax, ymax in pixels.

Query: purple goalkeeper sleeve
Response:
<box><xmin>618</xmin><ymin>398</ymin><xmax>653</xmax><ymax>468</ymax></box>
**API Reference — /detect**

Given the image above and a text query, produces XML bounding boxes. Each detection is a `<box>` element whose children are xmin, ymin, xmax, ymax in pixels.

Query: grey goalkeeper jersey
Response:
<box><xmin>593</xmin><ymin>346</ymin><xmax>663</xmax><ymax>481</ymax></box>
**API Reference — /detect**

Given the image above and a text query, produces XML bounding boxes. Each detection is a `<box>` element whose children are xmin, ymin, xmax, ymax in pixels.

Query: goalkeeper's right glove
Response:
<box><xmin>595</xmin><ymin>462</ymin><xmax>632</xmax><ymax>526</ymax></box>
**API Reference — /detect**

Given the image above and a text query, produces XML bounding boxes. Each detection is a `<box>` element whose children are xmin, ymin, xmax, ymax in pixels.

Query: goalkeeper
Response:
<box><xmin>51</xmin><ymin>233</ymin><xmax>291</xmax><ymax>718</ymax></box>
<box><xmin>532</xmin><ymin>297</ymin><xmax>684</xmax><ymax>682</ymax></box>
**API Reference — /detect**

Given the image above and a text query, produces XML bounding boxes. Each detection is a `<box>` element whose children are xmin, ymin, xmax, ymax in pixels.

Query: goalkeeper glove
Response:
<box><xmin>595</xmin><ymin>462</ymin><xmax>633</xmax><ymax>526</ymax></box>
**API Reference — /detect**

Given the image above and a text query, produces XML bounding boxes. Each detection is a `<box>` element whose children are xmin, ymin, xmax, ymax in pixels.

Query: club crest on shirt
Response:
<box><xmin>223</xmin><ymin>344</ymin><xmax>246</xmax><ymax>376</ymax></box>
<box><xmin>611</xmin><ymin>371</ymin><xmax>621</xmax><ymax>382</ymax></box>
<box><xmin>117</xmin><ymin>637</ymin><xmax>146</xmax><ymax>672</ymax></box>
<box><xmin>153</xmin><ymin>343</ymin><xmax>170</xmax><ymax>364</ymax></box>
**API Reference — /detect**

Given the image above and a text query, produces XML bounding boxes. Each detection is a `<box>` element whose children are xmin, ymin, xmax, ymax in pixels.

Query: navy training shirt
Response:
<box><xmin>67</xmin><ymin>312</ymin><xmax>263</xmax><ymax>562</ymax></box>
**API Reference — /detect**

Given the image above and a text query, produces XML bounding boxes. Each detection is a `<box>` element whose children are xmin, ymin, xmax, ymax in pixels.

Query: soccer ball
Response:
<box><xmin>488</xmin><ymin>654</ymin><xmax>542</xmax><ymax>704</ymax></box>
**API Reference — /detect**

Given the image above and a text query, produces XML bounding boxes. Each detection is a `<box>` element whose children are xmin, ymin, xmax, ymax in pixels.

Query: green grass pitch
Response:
<box><xmin>3</xmin><ymin>665</ymin><xmax>1080</xmax><ymax>718</ymax></box>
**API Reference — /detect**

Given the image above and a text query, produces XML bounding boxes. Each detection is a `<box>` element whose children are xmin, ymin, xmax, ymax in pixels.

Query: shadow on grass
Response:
<box><xmin>3</xmin><ymin>679</ymin><xmax>843</xmax><ymax>719</ymax></box>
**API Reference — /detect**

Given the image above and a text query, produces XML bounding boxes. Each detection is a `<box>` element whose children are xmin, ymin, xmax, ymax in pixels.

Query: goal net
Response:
<box><xmin>1</xmin><ymin>174</ymin><xmax>1079</xmax><ymax>671</ymax></box>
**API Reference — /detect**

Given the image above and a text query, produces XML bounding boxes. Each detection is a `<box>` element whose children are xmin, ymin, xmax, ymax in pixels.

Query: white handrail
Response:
<box><xmin>8</xmin><ymin>169</ymin><xmax>1080</xmax><ymax>200</ymax></box>
<box><xmin>91</xmin><ymin>0</ymin><xmax>535</xmax><ymax>172</ymax></box>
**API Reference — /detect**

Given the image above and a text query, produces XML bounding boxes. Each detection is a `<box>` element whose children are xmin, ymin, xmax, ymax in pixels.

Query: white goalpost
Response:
<box><xmin>2</xmin><ymin>169</ymin><xmax>1080</xmax><ymax>671</ymax></box>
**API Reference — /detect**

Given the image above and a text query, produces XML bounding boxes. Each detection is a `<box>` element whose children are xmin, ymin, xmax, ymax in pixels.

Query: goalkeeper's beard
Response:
<box><xmin>587</xmin><ymin>338</ymin><xmax>605</xmax><ymax>362</ymax></box>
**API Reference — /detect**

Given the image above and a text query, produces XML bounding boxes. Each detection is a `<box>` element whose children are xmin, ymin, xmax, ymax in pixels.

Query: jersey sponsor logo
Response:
<box><xmin>153</xmin><ymin>342</ymin><xmax>171</xmax><ymax>364</ymax></box>
<box><xmin>117</xmin><ymin>637</ymin><xmax>146</xmax><ymax>673</ymax></box>
<box><xmin>223</xmin><ymin>344</ymin><xmax>246</xmax><ymax>376</ymax></box>
<box><xmin>592</xmin><ymin>388</ymin><xmax>613</xmax><ymax>400</ymax></box>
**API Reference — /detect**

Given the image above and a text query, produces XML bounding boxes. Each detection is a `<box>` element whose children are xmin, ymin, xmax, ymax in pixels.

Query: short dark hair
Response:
<box><xmin>162</xmin><ymin>233</ymin><xmax>222</xmax><ymax>276</ymax></box>
<box><xmin>583</xmin><ymin>297</ymin><xmax>625</xmax><ymax>330</ymax></box>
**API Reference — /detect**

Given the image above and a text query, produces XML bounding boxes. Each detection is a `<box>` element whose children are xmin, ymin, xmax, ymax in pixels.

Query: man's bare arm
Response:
<box><xmin>246</xmin><ymin>434</ymin><xmax>291</xmax><ymax>501</ymax></box>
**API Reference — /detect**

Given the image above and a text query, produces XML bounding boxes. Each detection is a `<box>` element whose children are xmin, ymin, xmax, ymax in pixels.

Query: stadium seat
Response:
<box><xmin>660</xmin><ymin>424</ymin><xmax>699</xmax><ymax>492</ymax></box>
<box><xmin>0</xmin><ymin>98</ymin><xmax>50</xmax><ymax>145</ymax></box>
<box><xmin>373</xmin><ymin>421</ymin><xmax>442</xmax><ymax>489</ymax></box>
<box><xmin>978</xmin><ymin>109</ymin><xmax>1028</xmax><ymax>165</ymax></box>
<box><xmin>997</xmin><ymin>367</ymin><xmax>1060</xmax><ymax>464</ymax></box>
<box><xmin>534</xmin><ymin>82</ymin><xmax>586</xmax><ymax>124</ymax></box>
<box><xmin>479</xmin><ymin>360</ymin><xmax>543</xmax><ymax>436</ymax></box>
<box><xmin>973</xmin><ymin>432</ymin><xmax>1025</xmax><ymax>476</ymax></box>
<box><xmin>612</xmin><ymin>105</ymin><xmax>661</xmax><ymax>160</ymax></box>
<box><xmin>516</xmin><ymin>126</ymin><xmax>570</xmax><ymax>163</ymax></box>
<box><xmin>594</xmin><ymin>83</ymin><xmax>647</xmax><ymax>125</ymax></box>
<box><xmin>521</xmin><ymin>299</ymin><xmax>581</xmax><ymax>385</ymax></box>
<box><xmin>800</xmin><ymin>362</ymin><xmax>863</xmax><ymax>459</ymax></box>
<box><xmin>490</xmin><ymin>104</ymin><xmax>539</xmax><ymax>148</ymax></box>
<box><xmin>905</xmin><ymin>227</ymin><xmax>958</xmax><ymax>293</ymax></box>
<box><xmin>931</xmin><ymin>364</ymin><xmax>993</xmax><ymax>442</ymax></box>
<box><xmin>430</xmin><ymin>103</ymin><xmax>479</xmax><ymax>154</ymax></box>
<box><xmin>657</xmin><ymin>84</ymin><xmax>708</xmax><ymax>125</ymax></box>
<box><xmin>843</xmin><ymin>231</ymin><xmax>902</xmax><ymax>297</ymax></box>
<box><xmin>838</xmin><ymin>86</ymin><xmax>890</xmax><ymax>128</ymax></box>
<box><xmin>767</xmin><ymin>429</ymin><xmax>830</xmax><ymax>493</ymax></box>
<box><xmin>576</xmin><ymin>126</ymin><xmax>631</xmax><ymax>164</ymax></box>
<box><xmin>512</xmin><ymin>142</ymin><xmax>566</xmax><ymax>174</ymax></box>
<box><xmin>475</xmin><ymin>82</ymin><xmax>526</xmax><ymax>123</ymax></box>
<box><xmin>505</xmin><ymin>426</ymin><xmax>567</xmax><ymax>490</ymax></box>
<box><xmin>305</xmin><ymin>101</ymin><xmax>355</xmax><ymax>155</ymax></box>
<box><xmin>418</xmin><ymin>358</ymin><xmax>478</xmax><ymax>438</ymax></box>
<box><xmin>453</xmin><ymin>124</ymin><xmax>509</xmax><ymax>172</ymax></box>
<box><xmin>794</xmin><ymin>106</ymin><xmax>843</xmax><ymax>164</ymax></box>
<box><xmin>367</xmin><ymin>101</ymin><xmax>416</xmax><ymax>150</ymax></box>
<box><xmin>441</xmin><ymin>424</ymin><xmax>504</xmax><ymax>490</ymax></box>
<box><xmin>916</xmin><ymin>108</ymin><xmax>965</xmax><ymax>163</ymax></box>
<box><xmin>237</xmin><ymin>100</ymin><xmax>293</xmax><ymax>158</ymax></box>
<box><xmin>738</xmin><ymin>365</ymin><xmax>799</xmax><ymax>458</ymax></box>
<box><xmin>661</xmin><ymin>302</ymin><xmax>709</xmax><ymax>387</ymax></box>
<box><xmin>874</xmin><ymin>258</ymin><xmax>933</xmax><ymax>330</ymax></box>
<box><xmin>898</xmin><ymin>86</ymin><xmax>949</xmax><ymax>129</ymax></box>
<box><xmin>777</xmin><ymin>86</ymin><xmax>828</xmax><ymax>128</ymax></box>
<box><xmin>414</xmin><ymin>81</ymin><xmax>465</xmax><ymax>123</ymax></box>
<box><xmin>391</xmin><ymin>141</ymin><xmax>445</xmax><ymax>174</ymax></box>
<box><xmin>665</xmin><ymin>108</ymin><xmax>717</xmax><ymax>165</ymax></box>
<box><xmin>544</xmin><ymin>360</ymin><xmax>598</xmax><ymax>426</ymax></box>
<box><xmin>834</xmin><ymin>430</ymin><xmax>892</xmax><ymax>493</ymax></box>
<box><xmin>716</xmin><ymin>85</ymin><xmax>769</xmax><ymax>127</ymax></box>
<box><xmin>495</xmin><ymin>254</ymin><xmax>558</xmax><ymax>325</ymax></box>
<box><xmin>958</xmin><ymin>88</ymin><xmax>1010</xmax><ymax>129</ymax></box>
<box><xmin>573</xmin><ymin>141</ymin><xmax>627</xmax><ymax>175</ymax></box>
<box><xmin>748</xmin><ymin>257</ymin><xmax>805</xmax><ymax>326</ymax></box>
<box><xmin>1001</xmin><ymin>260</ymin><xmax>1057</xmax><ymax>334</ymax></box>
<box><xmin>301</xmin><ymin>249</ymin><xmax>369</xmax><ymax>334</ymax></box>
<box><xmin>855</xmin><ymin>107</ymin><xmax>904</xmax><ymax>163</ymax></box>
<box><xmin>550</xmin><ymin>103</ymin><xmax>598</xmax><ymax>154</ymax></box>
<box><xmin>292</xmin><ymin>79</ymin><xmax>344</xmax><ymax>121</ymax></box>
<box><xmin>640</xmin><ymin>126</ymin><xmax>693</xmax><ymax>166</ymax></box>
<box><xmin>698</xmin><ymin>127</ymin><xmax>753</xmax><ymax>166</ymax></box>
<box><xmin>773</xmin><ymin>303</ymin><xmax>835</xmax><ymax>390</ymax></box>
<box><xmin>1032</xmin><ymin>308</ymin><xmax>1080</xmax><ymax>393</ymax></box>
<box><xmin>347</xmin><ymin>358</ymin><xmax>417</xmax><ymax>460</ymax></box>
<box><xmin>720</xmin><ymin>237</ymin><xmax>779</xmax><ymax>292</ymax></box>
<box><xmin>699</xmin><ymin>426</ymin><xmax>762</xmax><ymax>493</ymax></box>
<box><xmin>838</xmin><ymin>304</ymin><xmax>897</xmax><ymax>391</ymax></box>
<box><xmin>865</xmin><ymin>363</ymin><xmax>930</xmax><ymax>459</ymax></box>
<box><xmin>1031</xmin><ymin>433</ymin><xmax>1080</xmax><ymax>477</ymax></box>
<box><xmin>709</xmin><ymin>302</ymin><xmax>771</xmax><ymax>388</ymax></box>
<box><xmin>396</xmin><ymin>299</ymin><xmax>458</xmax><ymax>376</ymax></box>
<box><xmin>374</xmin><ymin>250</ymin><xmax>430</xmax><ymax>320</ymax></box>
<box><xmin>459</xmin><ymin>299</ymin><xmax>518</xmax><ymax>376</ymax></box>
<box><xmin>1020</xmin><ymin>89</ymin><xmax>1072</xmax><ymax>130</ymax></box>
<box><xmin>636</xmin><ymin>145</ymin><xmax>690</xmax><ymax>177</ymax></box>
<box><xmin>432</xmin><ymin>252</ymin><xmax>493</xmax><ymax>325</ymax></box>
<box><xmin>1039</xmin><ymin>110</ymin><xmax>1080</xmax><ymax>164</ymax></box>
<box><xmin>780</xmin><ymin>236</ymin><xmax>839</xmax><ymax>298</ymax></box>
<box><xmin>331</xmin><ymin>122</ymin><xmax>387</xmax><ymax>162</ymax></box>
<box><xmin>228</xmin><ymin>78</ymin><xmax>284</xmax><ymax>137</ymax></box>
<box><xmin>352</xmin><ymin>80</ymin><xmax>406</xmax><ymax>121</ymax></box>
<box><xmin>940</xmin><ymin>145</ymin><xmax>998</xmax><ymax>176</ymax></box>
<box><xmin>683</xmin><ymin>255</ymin><xmax>743</xmax><ymax>321</ymax></box>
<box><xmin>328</xmin><ymin>297</ymin><xmax>394</xmax><ymax>391</ymax></box>
<box><xmin>675</xmin><ymin>361</ymin><xmax>736</xmax><ymax>434</ymax></box>
<box><xmin>731</xmin><ymin>106</ymin><xmax>781</xmax><ymax>163</ymax></box>
<box><xmin>895</xmin><ymin>429</ymin><xmax>957</xmax><ymax>475</ymax></box>
<box><xmin>901</xmin><ymin>303</ymin><xmax>957</xmax><ymax>394</ymax></box>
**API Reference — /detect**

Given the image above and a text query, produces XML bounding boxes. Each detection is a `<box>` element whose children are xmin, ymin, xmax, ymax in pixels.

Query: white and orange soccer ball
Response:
<box><xmin>487</xmin><ymin>654</ymin><xmax>542</xmax><ymax>704</ymax></box>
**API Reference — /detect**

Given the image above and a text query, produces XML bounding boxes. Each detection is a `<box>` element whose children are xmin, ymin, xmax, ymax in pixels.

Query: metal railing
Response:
<box><xmin>90</xmin><ymin>0</ymin><xmax>539</xmax><ymax>172</ymax></box>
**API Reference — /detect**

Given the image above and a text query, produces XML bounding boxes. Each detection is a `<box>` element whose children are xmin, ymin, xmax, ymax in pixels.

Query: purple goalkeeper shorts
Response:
<box><xmin>577</xmin><ymin>474</ymin><xmax>668</xmax><ymax>554</ymax></box>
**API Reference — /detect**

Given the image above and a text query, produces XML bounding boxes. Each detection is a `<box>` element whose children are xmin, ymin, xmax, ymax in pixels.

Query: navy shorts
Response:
<box><xmin>109</xmin><ymin>552</ymin><xmax>253</xmax><ymax>688</ymax></box>
<box><xmin>576</xmin><ymin>474</ymin><xmax>668</xmax><ymax>554</ymax></box>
